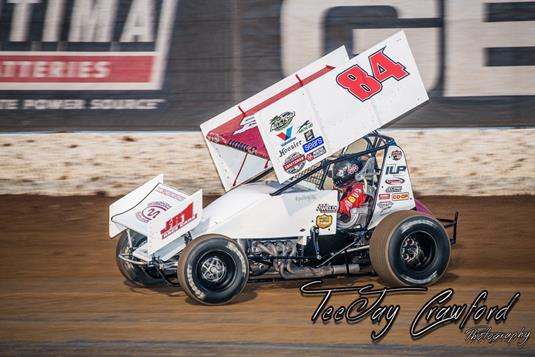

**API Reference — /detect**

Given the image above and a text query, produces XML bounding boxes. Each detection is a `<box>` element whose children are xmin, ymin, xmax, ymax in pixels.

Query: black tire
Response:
<box><xmin>178</xmin><ymin>235</ymin><xmax>249</xmax><ymax>305</ymax></box>
<box><xmin>370</xmin><ymin>210</ymin><xmax>450</xmax><ymax>286</ymax></box>
<box><xmin>116</xmin><ymin>230</ymin><xmax>164</xmax><ymax>287</ymax></box>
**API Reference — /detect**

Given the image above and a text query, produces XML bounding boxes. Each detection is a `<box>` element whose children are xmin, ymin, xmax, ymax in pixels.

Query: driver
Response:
<box><xmin>333</xmin><ymin>155</ymin><xmax>370</xmax><ymax>218</ymax></box>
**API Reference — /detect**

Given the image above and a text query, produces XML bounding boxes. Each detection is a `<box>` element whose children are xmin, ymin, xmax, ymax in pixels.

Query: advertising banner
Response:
<box><xmin>0</xmin><ymin>0</ymin><xmax>533</xmax><ymax>130</ymax></box>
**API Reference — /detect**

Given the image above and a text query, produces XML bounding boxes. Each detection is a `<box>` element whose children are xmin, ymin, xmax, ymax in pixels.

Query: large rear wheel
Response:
<box><xmin>178</xmin><ymin>235</ymin><xmax>249</xmax><ymax>305</ymax></box>
<box><xmin>370</xmin><ymin>210</ymin><xmax>450</xmax><ymax>286</ymax></box>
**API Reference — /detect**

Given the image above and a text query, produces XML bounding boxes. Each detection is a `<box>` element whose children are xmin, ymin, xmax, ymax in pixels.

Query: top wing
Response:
<box><xmin>201</xmin><ymin>30</ymin><xmax>428</xmax><ymax>188</ymax></box>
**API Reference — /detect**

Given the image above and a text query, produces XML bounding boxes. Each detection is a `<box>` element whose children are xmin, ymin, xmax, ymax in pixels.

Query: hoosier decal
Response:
<box><xmin>279</xmin><ymin>139</ymin><xmax>302</xmax><ymax>158</ymax></box>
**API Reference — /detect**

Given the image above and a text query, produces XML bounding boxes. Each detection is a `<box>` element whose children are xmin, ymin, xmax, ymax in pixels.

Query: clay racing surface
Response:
<box><xmin>0</xmin><ymin>195</ymin><xmax>534</xmax><ymax>356</ymax></box>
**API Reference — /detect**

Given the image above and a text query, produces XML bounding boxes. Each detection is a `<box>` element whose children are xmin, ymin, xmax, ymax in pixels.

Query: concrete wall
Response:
<box><xmin>1</xmin><ymin>128</ymin><xmax>533</xmax><ymax>197</ymax></box>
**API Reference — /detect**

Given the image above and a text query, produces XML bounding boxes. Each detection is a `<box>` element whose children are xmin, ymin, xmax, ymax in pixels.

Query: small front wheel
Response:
<box><xmin>178</xmin><ymin>236</ymin><xmax>249</xmax><ymax>305</ymax></box>
<box><xmin>370</xmin><ymin>210</ymin><xmax>451</xmax><ymax>286</ymax></box>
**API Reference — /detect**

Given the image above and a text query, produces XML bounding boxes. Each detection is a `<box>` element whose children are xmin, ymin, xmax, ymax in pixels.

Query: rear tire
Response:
<box><xmin>370</xmin><ymin>210</ymin><xmax>450</xmax><ymax>286</ymax></box>
<box><xmin>116</xmin><ymin>230</ymin><xmax>164</xmax><ymax>287</ymax></box>
<box><xmin>178</xmin><ymin>235</ymin><xmax>249</xmax><ymax>305</ymax></box>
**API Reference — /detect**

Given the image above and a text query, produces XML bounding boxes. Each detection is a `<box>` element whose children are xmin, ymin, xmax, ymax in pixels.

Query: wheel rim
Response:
<box><xmin>200</xmin><ymin>255</ymin><xmax>227</xmax><ymax>283</ymax></box>
<box><xmin>196</xmin><ymin>250</ymin><xmax>235</xmax><ymax>290</ymax></box>
<box><xmin>399</xmin><ymin>230</ymin><xmax>436</xmax><ymax>271</ymax></box>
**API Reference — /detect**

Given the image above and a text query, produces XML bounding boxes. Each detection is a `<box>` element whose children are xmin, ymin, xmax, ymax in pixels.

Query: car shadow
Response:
<box><xmin>122</xmin><ymin>279</ymin><xmax>259</xmax><ymax>305</ymax></box>
<box><xmin>121</xmin><ymin>270</ymin><xmax>456</xmax><ymax>304</ymax></box>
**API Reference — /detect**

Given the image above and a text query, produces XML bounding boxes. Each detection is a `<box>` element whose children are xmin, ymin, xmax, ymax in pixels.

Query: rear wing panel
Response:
<box><xmin>109</xmin><ymin>174</ymin><xmax>167</xmax><ymax>238</ymax></box>
<box><xmin>109</xmin><ymin>175</ymin><xmax>202</xmax><ymax>257</ymax></box>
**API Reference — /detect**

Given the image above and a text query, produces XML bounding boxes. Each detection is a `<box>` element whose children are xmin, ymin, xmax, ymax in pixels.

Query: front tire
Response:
<box><xmin>178</xmin><ymin>236</ymin><xmax>249</xmax><ymax>305</ymax></box>
<box><xmin>116</xmin><ymin>230</ymin><xmax>164</xmax><ymax>287</ymax></box>
<box><xmin>370</xmin><ymin>210</ymin><xmax>450</xmax><ymax>286</ymax></box>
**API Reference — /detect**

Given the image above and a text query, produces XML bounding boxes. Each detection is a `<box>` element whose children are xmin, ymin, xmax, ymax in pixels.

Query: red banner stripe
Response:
<box><xmin>0</xmin><ymin>55</ymin><xmax>154</xmax><ymax>83</ymax></box>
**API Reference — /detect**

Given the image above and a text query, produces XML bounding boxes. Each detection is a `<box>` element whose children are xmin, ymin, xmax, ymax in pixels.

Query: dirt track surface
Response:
<box><xmin>0</xmin><ymin>195</ymin><xmax>534</xmax><ymax>356</ymax></box>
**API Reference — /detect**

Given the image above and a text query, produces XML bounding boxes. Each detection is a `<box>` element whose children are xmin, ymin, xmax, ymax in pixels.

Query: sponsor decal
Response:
<box><xmin>303</xmin><ymin>136</ymin><xmax>324</xmax><ymax>153</ymax></box>
<box><xmin>385</xmin><ymin>177</ymin><xmax>405</xmax><ymax>185</ymax></box>
<box><xmin>317</xmin><ymin>203</ymin><xmax>337</xmax><ymax>213</ymax></box>
<box><xmin>155</xmin><ymin>186</ymin><xmax>185</xmax><ymax>201</ymax></box>
<box><xmin>316</xmin><ymin>214</ymin><xmax>333</xmax><ymax>229</ymax></box>
<box><xmin>304</xmin><ymin>129</ymin><xmax>315</xmax><ymax>142</ymax></box>
<box><xmin>295</xmin><ymin>194</ymin><xmax>318</xmax><ymax>202</ymax></box>
<box><xmin>279</xmin><ymin>140</ymin><xmax>302</xmax><ymax>158</ymax></box>
<box><xmin>160</xmin><ymin>203</ymin><xmax>197</xmax><ymax>239</ymax></box>
<box><xmin>0</xmin><ymin>0</ymin><xmax>179</xmax><ymax>90</ymax></box>
<box><xmin>283</xmin><ymin>152</ymin><xmax>305</xmax><ymax>174</ymax></box>
<box><xmin>378</xmin><ymin>200</ymin><xmax>394</xmax><ymax>215</ymax></box>
<box><xmin>270</xmin><ymin>111</ymin><xmax>295</xmax><ymax>132</ymax></box>
<box><xmin>277</xmin><ymin>126</ymin><xmax>293</xmax><ymax>141</ymax></box>
<box><xmin>391</xmin><ymin>150</ymin><xmax>403</xmax><ymax>161</ymax></box>
<box><xmin>386</xmin><ymin>165</ymin><xmax>407</xmax><ymax>175</ymax></box>
<box><xmin>206</xmin><ymin>132</ymin><xmax>221</xmax><ymax>144</ymax></box>
<box><xmin>233</xmin><ymin>115</ymin><xmax>257</xmax><ymax>135</ymax></box>
<box><xmin>305</xmin><ymin>145</ymin><xmax>326</xmax><ymax>161</ymax></box>
<box><xmin>377</xmin><ymin>201</ymin><xmax>393</xmax><ymax>209</ymax></box>
<box><xmin>392</xmin><ymin>192</ymin><xmax>410</xmax><ymax>201</ymax></box>
<box><xmin>386</xmin><ymin>186</ymin><xmax>402</xmax><ymax>193</ymax></box>
<box><xmin>379</xmin><ymin>193</ymin><xmax>390</xmax><ymax>200</ymax></box>
<box><xmin>136</xmin><ymin>201</ymin><xmax>171</xmax><ymax>223</ymax></box>
<box><xmin>297</xmin><ymin>120</ymin><xmax>313</xmax><ymax>133</ymax></box>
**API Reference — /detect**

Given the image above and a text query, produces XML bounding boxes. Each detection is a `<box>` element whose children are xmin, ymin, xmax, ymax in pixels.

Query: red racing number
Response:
<box><xmin>336</xmin><ymin>47</ymin><xmax>409</xmax><ymax>102</ymax></box>
<box><xmin>369</xmin><ymin>48</ymin><xmax>409</xmax><ymax>82</ymax></box>
<box><xmin>336</xmin><ymin>65</ymin><xmax>382</xmax><ymax>101</ymax></box>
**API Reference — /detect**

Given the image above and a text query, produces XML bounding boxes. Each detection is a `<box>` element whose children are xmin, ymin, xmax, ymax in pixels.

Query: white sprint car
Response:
<box><xmin>108</xmin><ymin>31</ymin><xmax>458</xmax><ymax>305</ymax></box>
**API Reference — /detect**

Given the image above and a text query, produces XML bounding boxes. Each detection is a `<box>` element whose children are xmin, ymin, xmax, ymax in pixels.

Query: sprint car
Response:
<box><xmin>108</xmin><ymin>31</ymin><xmax>458</xmax><ymax>305</ymax></box>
